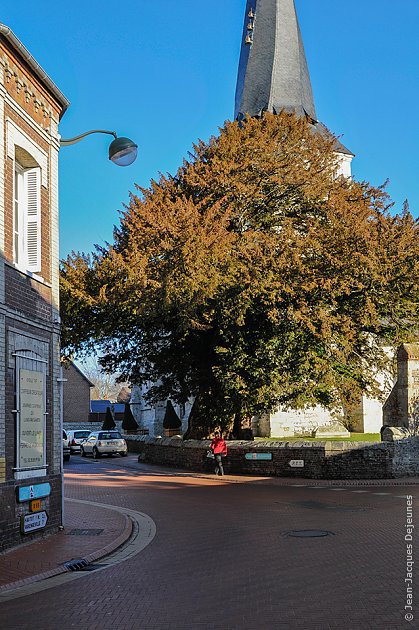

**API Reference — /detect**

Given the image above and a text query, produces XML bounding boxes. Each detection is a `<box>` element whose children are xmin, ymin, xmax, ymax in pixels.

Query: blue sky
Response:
<box><xmin>2</xmin><ymin>0</ymin><xmax>418</xmax><ymax>257</ymax></box>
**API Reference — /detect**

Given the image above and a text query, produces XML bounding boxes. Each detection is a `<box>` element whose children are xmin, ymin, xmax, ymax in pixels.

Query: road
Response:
<box><xmin>0</xmin><ymin>453</ymin><xmax>417</xmax><ymax>629</ymax></box>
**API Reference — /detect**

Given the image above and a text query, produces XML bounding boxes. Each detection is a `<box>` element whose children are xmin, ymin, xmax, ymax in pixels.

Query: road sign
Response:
<box><xmin>21</xmin><ymin>511</ymin><xmax>48</xmax><ymax>534</ymax></box>
<box><xmin>30</xmin><ymin>499</ymin><xmax>42</xmax><ymax>512</ymax></box>
<box><xmin>245</xmin><ymin>453</ymin><xmax>273</xmax><ymax>461</ymax></box>
<box><xmin>17</xmin><ymin>482</ymin><xmax>51</xmax><ymax>502</ymax></box>
<box><xmin>289</xmin><ymin>460</ymin><xmax>304</xmax><ymax>468</ymax></box>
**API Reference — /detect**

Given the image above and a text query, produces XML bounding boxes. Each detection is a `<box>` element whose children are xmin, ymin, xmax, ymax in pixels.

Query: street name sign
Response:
<box><xmin>17</xmin><ymin>482</ymin><xmax>51</xmax><ymax>502</ymax></box>
<box><xmin>21</xmin><ymin>511</ymin><xmax>48</xmax><ymax>534</ymax></box>
<box><xmin>245</xmin><ymin>453</ymin><xmax>273</xmax><ymax>461</ymax></box>
<box><xmin>289</xmin><ymin>460</ymin><xmax>304</xmax><ymax>468</ymax></box>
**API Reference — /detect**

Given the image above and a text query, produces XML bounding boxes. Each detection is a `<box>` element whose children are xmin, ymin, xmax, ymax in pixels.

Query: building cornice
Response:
<box><xmin>0</xmin><ymin>23</ymin><xmax>69</xmax><ymax>117</ymax></box>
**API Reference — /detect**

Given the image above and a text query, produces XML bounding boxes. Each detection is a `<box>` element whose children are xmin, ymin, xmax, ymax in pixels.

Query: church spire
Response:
<box><xmin>234</xmin><ymin>0</ymin><xmax>354</xmax><ymax>163</ymax></box>
<box><xmin>235</xmin><ymin>0</ymin><xmax>317</xmax><ymax>121</ymax></box>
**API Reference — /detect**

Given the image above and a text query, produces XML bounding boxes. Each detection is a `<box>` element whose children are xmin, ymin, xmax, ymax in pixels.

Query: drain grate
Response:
<box><xmin>64</xmin><ymin>558</ymin><xmax>90</xmax><ymax>571</ymax></box>
<box><xmin>64</xmin><ymin>559</ymin><xmax>109</xmax><ymax>572</ymax></box>
<box><xmin>287</xmin><ymin>530</ymin><xmax>334</xmax><ymax>538</ymax></box>
<box><xmin>67</xmin><ymin>528</ymin><xmax>104</xmax><ymax>536</ymax></box>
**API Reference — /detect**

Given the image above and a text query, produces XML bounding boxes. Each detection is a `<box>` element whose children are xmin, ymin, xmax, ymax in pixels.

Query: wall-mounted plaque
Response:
<box><xmin>18</xmin><ymin>369</ymin><xmax>45</xmax><ymax>469</ymax></box>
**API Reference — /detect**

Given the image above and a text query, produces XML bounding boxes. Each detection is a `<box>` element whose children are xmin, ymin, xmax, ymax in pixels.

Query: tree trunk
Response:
<box><xmin>183</xmin><ymin>393</ymin><xmax>211</xmax><ymax>440</ymax></box>
<box><xmin>231</xmin><ymin>409</ymin><xmax>254</xmax><ymax>441</ymax></box>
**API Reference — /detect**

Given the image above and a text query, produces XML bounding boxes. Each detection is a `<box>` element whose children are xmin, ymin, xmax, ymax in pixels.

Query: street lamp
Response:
<box><xmin>60</xmin><ymin>129</ymin><xmax>138</xmax><ymax>166</ymax></box>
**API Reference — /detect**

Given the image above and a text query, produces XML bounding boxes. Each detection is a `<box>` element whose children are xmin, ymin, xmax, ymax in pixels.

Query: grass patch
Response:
<box><xmin>255</xmin><ymin>433</ymin><xmax>381</xmax><ymax>443</ymax></box>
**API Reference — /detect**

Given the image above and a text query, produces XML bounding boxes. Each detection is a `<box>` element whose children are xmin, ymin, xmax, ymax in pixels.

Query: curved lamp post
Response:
<box><xmin>60</xmin><ymin>129</ymin><xmax>138</xmax><ymax>166</ymax></box>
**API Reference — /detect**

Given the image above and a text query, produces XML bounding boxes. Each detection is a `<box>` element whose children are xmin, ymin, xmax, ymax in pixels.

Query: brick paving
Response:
<box><xmin>0</xmin><ymin>454</ymin><xmax>417</xmax><ymax>629</ymax></box>
<box><xmin>0</xmin><ymin>496</ymin><xmax>131</xmax><ymax>592</ymax></box>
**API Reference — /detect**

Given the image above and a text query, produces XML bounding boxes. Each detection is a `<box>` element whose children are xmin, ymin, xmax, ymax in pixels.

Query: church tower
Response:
<box><xmin>235</xmin><ymin>0</ymin><xmax>354</xmax><ymax>176</ymax></box>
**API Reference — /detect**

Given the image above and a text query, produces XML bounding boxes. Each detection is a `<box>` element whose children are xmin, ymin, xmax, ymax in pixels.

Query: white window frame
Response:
<box><xmin>13</xmin><ymin>160</ymin><xmax>42</xmax><ymax>274</ymax></box>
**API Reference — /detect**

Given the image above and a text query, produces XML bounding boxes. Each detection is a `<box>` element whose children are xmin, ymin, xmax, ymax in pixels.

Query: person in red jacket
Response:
<box><xmin>210</xmin><ymin>431</ymin><xmax>227</xmax><ymax>476</ymax></box>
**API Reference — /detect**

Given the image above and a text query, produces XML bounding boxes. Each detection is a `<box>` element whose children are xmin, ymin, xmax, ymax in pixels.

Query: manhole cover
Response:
<box><xmin>287</xmin><ymin>530</ymin><xmax>334</xmax><ymax>538</ymax></box>
<box><xmin>67</xmin><ymin>528</ymin><xmax>104</xmax><ymax>536</ymax></box>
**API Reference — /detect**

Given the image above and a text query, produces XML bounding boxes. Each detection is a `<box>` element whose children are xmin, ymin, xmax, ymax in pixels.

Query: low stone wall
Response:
<box><xmin>392</xmin><ymin>437</ymin><xmax>419</xmax><ymax>477</ymax></box>
<box><xmin>64</xmin><ymin>422</ymin><xmax>102</xmax><ymax>431</ymax></box>
<box><xmin>63</xmin><ymin>422</ymin><xmax>148</xmax><ymax>437</ymax></box>
<box><xmin>63</xmin><ymin>421</ymin><xmax>123</xmax><ymax>432</ymax></box>
<box><xmin>125</xmin><ymin>436</ymin><xmax>419</xmax><ymax>479</ymax></box>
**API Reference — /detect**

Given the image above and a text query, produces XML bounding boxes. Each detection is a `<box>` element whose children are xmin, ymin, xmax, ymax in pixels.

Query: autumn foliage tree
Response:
<box><xmin>60</xmin><ymin>112</ymin><xmax>419</xmax><ymax>438</ymax></box>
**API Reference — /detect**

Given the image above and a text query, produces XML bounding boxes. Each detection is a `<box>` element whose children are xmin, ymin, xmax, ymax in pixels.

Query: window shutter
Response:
<box><xmin>25</xmin><ymin>167</ymin><xmax>41</xmax><ymax>273</ymax></box>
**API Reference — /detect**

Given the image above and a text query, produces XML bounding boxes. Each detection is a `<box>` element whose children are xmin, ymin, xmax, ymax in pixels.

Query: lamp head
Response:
<box><xmin>108</xmin><ymin>136</ymin><xmax>138</xmax><ymax>166</ymax></box>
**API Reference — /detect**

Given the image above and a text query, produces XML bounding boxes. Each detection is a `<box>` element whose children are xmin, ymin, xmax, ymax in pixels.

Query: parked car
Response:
<box><xmin>62</xmin><ymin>430</ymin><xmax>71</xmax><ymax>462</ymax></box>
<box><xmin>80</xmin><ymin>431</ymin><xmax>128</xmax><ymax>459</ymax></box>
<box><xmin>66</xmin><ymin>430</ymin><xmax>92</xmax><ymax>454</ymax></box>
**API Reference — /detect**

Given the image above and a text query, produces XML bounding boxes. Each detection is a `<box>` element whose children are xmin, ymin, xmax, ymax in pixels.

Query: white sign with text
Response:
<box><xmin>19</xmin><ymin>369</ymin><xmax>45</xmax><ymax>469</ymax></box>
<box><xmin>289</xmin><ymin>460</ymin><xmax>305</xmax><ymax>468</ymax></box>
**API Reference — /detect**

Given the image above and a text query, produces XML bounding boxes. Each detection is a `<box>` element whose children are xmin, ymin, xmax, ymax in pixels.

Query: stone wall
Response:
<box><xmin>392</xmin><ymin>437</ymin><xmax>419</xmax><ymax>477</ymax></box>
<box><xmin>64</xmin><ymin>421</ymin><xmax>123</xmax><ymax>432</ymax></box>
<box><xmin>125</xmin><ymin>436</ymin><xmax>419</xmax><ymax>480</ymax></box>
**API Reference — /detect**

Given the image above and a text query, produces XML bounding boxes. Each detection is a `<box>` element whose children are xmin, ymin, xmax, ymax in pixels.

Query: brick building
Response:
<box><xmin>63</xmin><ymin>361</ymin><xmax>93</xmax><ymax>423</ymax></box>
<box><xmin>0</xmin><ymin>24</ymin><xmax>69</xmax><ymax>550</ymax></box>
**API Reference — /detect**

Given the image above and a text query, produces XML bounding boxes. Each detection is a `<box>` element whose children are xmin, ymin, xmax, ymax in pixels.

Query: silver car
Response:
<box><xmin>80</xmin><ymin>431</ymin><xmax>128</xmax><ymax>459</ymax></box>
<box><xmin>66</xmin><ymin>429</ymin><xmax>92</xmax><ymax>453</ymax></box>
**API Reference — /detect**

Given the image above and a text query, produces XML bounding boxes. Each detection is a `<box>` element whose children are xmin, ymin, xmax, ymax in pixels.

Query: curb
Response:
<box><xmin>173</xmin><ymin>471</ymin><xmax>419</xmax><ymax>486</ymax></box>
<box><xmin>0</xmin><ymin>504</ymin><xmax>133</xmax><ymax>594</ymax></box>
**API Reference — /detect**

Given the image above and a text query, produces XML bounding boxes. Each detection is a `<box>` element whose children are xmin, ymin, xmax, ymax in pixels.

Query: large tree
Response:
<box><xmin>60</xmin><ymin>112</ymin><xmax>419</xmax><ymax>438</ymax></box>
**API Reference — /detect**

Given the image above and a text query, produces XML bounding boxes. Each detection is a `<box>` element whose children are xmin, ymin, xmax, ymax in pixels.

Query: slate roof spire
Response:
<box><xmin>234</xmin><ymin>0</ymin><xmax>353</xmax><ymax>158</ymax></box>
<box><xmin>235</xmin><ymin>0</ymin><xmax>317</xmax><ymax>121</ymax></box>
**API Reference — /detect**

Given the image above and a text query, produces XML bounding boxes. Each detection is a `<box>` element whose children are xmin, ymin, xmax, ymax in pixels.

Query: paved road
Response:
<box><xmin>0</xmin><ymin>454</ymin><xmax>417</xmax><ymax>629</ymax></box>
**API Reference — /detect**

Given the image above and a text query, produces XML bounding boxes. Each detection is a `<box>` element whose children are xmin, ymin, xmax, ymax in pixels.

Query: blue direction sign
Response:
<box><xmin>245</xmin><ymin>453</ymin><xmax>273</xmax><ymax>461</ymax></box>
<box><xmin>17</xmin><ymin>482</ymin><xmax>51</xmax><ymax>503</ymax></box>
<box><xmin>21</xmin><ymin>511</ymin><xmax>48</xmax><ymax>534</ymax></box>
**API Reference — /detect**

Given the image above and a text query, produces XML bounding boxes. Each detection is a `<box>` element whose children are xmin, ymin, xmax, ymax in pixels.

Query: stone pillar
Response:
<box><xmin>383</xmin><ymin>344</ymin><xmax>419</xmax><ymax>429</ymax></box>
<box><xmin>130</xmin><ymin>385</ymin><xmax>145</xmax><ymax>429</ymax></box>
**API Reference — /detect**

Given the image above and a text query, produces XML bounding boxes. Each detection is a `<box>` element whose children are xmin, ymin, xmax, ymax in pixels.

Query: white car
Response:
<box><xmin>80</xmin><ymin>431</ymin><xmax>128</xmax><ymax>459</ymax></box>
<box><xmin>66</xmin><ymin>429</ymin><xmax>92</xmax><ymax>454</ymax></box>
<box><xmin>62</xmin><ymin>430</ymin><xmax>71</xmax><ymax>462</ymax></box>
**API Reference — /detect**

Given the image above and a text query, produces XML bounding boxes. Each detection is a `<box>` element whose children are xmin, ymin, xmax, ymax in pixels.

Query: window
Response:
<box><xmin>98</xmin><ymin>432</ymin><xmax>122</xmax><ymax>440</ymax></box>
<box><xmin>13</xmin><ymin>160</ymin><xmax>41</xmax><ymax>274</ymax></box>
<box><xmin>74</xmin><ymin>431</ymin><xmax>91</xmax><ymax>439</ymax></box>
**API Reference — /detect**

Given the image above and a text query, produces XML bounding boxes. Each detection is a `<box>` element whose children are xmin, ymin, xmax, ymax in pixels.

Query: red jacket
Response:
<box><xmin>211</xmin><ymin>437</ymin><xmax>227</xmax><ymax>456</ymax></box>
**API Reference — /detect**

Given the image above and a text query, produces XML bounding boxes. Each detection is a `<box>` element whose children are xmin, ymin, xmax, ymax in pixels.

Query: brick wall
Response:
<box><xmin>125</xmin><ymin>436</ymin><xmax>419</xmax><ymax>479</ymax></box>
<box><xmin>0</xmin><ymin>474</ymin><xmax>62</xmax><ymax>553</ymax></box>
<box><xmin>0</xmin><ymin>29</ymin><xmax>65</xmax><ymax>552</ymax></box>
<box><xmin>5</xmin><ymin>265</ymin><xmax>52</xmax><ymax>321</ymax></box>
<box><xmin>63</xmin><ymin>363</ymin><xmax>92</xmax><ymax>423</ymax></box>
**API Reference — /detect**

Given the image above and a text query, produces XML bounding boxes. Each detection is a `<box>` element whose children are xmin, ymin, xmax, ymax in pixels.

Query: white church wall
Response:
<box><xmin>361</xmin><ymin>395</ymin><xmax>384</xmax><ymax>433</ymax></box>
<box><xmin>335</xmin><ymin>153</ymin><xmax>353</xmax><ymax>178</ymax></box>
<box><xmin>360</xmin><ymin>361</ymin><xmax>394</xmax><ymax>433</ymax></box>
